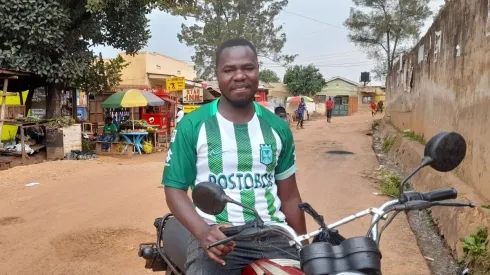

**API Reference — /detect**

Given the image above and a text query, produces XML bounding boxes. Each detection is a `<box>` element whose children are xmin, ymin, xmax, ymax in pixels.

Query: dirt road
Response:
<box><xmin>0</xmin><ymin>113</ymin><xmax>430</xmax><ymax>275</ymax></box>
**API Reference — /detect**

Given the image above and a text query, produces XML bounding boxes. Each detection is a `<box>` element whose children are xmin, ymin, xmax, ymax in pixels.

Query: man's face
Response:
<box><xmin>216</xmin><ymin>46</ymin><xmax>259</xmax><ymax>108</ymax></box>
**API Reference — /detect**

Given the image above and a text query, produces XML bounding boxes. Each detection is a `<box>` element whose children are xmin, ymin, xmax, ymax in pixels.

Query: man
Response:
<box><xmin>175</xmin><ymin>106</ymin><xmax>184</xmax><ymax>124</ymax></box>
<box><xmin>163</xmin><ymin>38</ymin><xmax>307</xmax><ymax>275</ymax></box>
<box><xmin>325</xmin><ymin>97</ymin><xmax>334</xmax><ymax>123</ymax></box>
<box><xmin>296</xmin><ymin>97</ymin><xmax>307</xmax><ymax>129</ymax></box>
<box><xmin>370</xmin><ymin>101</ymin><xmax>377</xmax><ymax>116</ymax></box>
<box><xmin>377</xmin><ymin>100</ymin><xmax>384</xmax><ymax>114</ymax></box>
<box><xmin>97</xmin><ymin>117</ymin><xmax>118</xmax><ymax>150</ymax></box>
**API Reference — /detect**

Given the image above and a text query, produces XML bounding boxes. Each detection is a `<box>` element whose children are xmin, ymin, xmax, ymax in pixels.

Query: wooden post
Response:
<box><xmin>0</xmin><ymin>78</ymin><xmax>9</xmax><ymax>144</ymax></box>
<box><xmin>20</xmin><ymin>125</ymin><xmax>25</xmax><ymax>164</ymax></box>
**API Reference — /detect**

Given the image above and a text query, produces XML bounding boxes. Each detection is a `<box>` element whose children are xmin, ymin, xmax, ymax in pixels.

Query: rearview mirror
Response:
<box><xmin>398</xmin><ymin>131</ymin><xmax>466</xmax><ymax>200</ymax></box>
<box><xmin>424</xmin><ymin>132</ymin><xmax>466</xmax><ymax>172</ymax></box>
<box><xmin>192</xmin><ymin>182</ymin><xmax>229</xmax><ymax>215</ymax></box>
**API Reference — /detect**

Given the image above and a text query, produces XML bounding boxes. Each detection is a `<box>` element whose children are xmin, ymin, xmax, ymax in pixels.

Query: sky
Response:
<box><xmin>92</xmin><ymin>0</ymin><xmax>446</xmax><ymax>85</ymax></box>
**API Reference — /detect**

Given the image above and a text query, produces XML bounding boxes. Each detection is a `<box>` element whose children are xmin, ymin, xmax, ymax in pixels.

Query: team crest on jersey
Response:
<box><xmin>260</xmin><ymin>144</ymin><xmax>273</xmax><ymax>165</ymax></box>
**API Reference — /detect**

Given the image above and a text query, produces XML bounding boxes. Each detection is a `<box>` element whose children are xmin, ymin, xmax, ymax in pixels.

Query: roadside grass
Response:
<box><xmin>372</xmin><ymin>119</ymin><xmax>381</xmax><ymax>129</ymax></box>
<box><xmin>461</xmin><ymin>228</ymin><xmax>490</xmax><ymax>275</ymax></box>
<box><xmin>380</xmin><ymin>168</ymin><xmax>402</xmax><ymax>197</ymax></box>
<box><xmin>403</xmin><ymin>130</ymin><xmax>427</xmax><ymax>145</ymax></box>
<box><xmin>382</xmin><ymin>135</ymin><xmax>396</xmax><ymax>153</ymax></box>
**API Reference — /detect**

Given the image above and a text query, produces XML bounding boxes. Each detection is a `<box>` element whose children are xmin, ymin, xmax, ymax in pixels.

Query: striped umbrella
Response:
<box><xmin>287</xmin><ymin>96</ymin><xmax>314</xmax><ymax>104</ymax></box>
<box><xmin>101</xmin><ymin>89</ymin><xmax>164</xmax><ymax>108</ymax></box>
<box><xmin>102</xmin><ymin>89</ymin><xmax>165</xmax><ymax>130</ymax></box>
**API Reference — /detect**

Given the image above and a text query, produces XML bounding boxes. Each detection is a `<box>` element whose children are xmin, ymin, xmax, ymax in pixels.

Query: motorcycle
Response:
<box><xmin>139</xmin><ymin>131</ymin><xmax>475</xmax><ymax>275</ymax></box>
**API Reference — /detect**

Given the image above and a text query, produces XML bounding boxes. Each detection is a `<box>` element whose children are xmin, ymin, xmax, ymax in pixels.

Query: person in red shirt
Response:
<box><xmin>325</xmin><ymin>97</ymin><xmax>335</xmax><ymax>123</ymax></box>
<box><xmin>370</xmin><ymin>102</ymin><xmax>377</xmax><ymax>116</ymax></box>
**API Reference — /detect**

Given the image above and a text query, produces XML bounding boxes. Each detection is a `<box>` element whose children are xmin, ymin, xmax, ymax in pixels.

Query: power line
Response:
<box><xmin>263</xmin><ymin>61</ymin><xmax>375</xmax><ymax>68</ymax></box>
<box><xmin>281</xmin><ymin>9</ymin><xmax>346</xmax><ymax>30</ymax></box>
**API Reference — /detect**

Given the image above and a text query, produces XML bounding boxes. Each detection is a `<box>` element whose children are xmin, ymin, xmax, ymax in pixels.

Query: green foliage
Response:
<box><xmin>372</xmin><ymin>119</ymin><xmax>381</xmax><ymax>129</ymax></box>
<box><xmin>82</xmin><ymin>139</ymin><xmax>96</xmax><ymax>153</ymax></box>
<box><xmin>402</xmin><ymin>130</ymin><xmax>426</xmax><ymax>144</ymax></box>
<box><xmin>46</xmin><ymin>116</ymin><xmax>76</xmax><ymax>128</ymax></box>
<box><xmin>380</xmin><ymin>168</ymin><xmax>402</xmax><ymax>197</ymax></box>
<box><xmin>343</xmin><ymin>0</ymin><xmax>432</xmax><ymax>79</ymax></box>
<box><xmin>174</xmin><ymin>0</ymin><xmax>296</xmax><ymax>80</ymax></box>
<box><xmin>259</xmin><ymin>69</ymin><xmax>280</xmax><ymax>83</ymax></box>
<box><xmin>283</xmin><ymin>65</ymin><xmax>326</xmax><ymax>96</ymax></box>
<box><xmin>382</xmin><ymin>135</ymin><xmax>395</xmax><ymax>153</ymax></box>
<box><xmin>461</xmin><ymin>228</ymin><xmax>490</xmax><ymax>274</ymax></box>
<box><xmin>79</xmin><ymin>53</ymin><xmax>128</xmax><ymax>95</ymax></box>
<box><xmin>0</xmin><ymin>0</ymin><xmax>193</xmax><ymax>85</ymax></box>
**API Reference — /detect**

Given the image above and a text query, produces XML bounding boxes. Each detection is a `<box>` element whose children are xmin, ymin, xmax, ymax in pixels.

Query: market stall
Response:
<box><xmin>100</xmin><ymin>89</ymin><xmax>164</xmax><ymax>155</ymax></box>
<box><xmin>0</xmin><ymin>119</ymin><xmax>48</xmax><ymax>164</ymax></box>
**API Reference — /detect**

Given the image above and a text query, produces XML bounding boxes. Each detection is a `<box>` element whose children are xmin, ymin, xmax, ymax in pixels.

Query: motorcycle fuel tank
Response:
<box><xmin>242</xmin><ymin>259</ymin><xmax>304</xmax><ymax>275</ymax></box>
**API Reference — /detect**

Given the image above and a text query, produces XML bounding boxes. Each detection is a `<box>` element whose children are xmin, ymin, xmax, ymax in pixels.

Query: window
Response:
<box><xmin>362</xmin><ymin>96</ymin><xmax>373</xmax><ymax>104</ymax></box>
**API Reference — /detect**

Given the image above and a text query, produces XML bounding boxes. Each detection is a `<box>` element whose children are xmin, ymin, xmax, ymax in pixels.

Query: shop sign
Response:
<box><xmin>183</xmin><ymin>88</ymin><xmax>203</xmax><ymax>103</ymax></box>
<box><xmin>183</xmin><ymin>105</ymin><xmax>200</xmax><ymax>114</ymax></box>
<box><xmin>166</xmin><ymin>77</ymin><xmax>185</xmax><ymax>92</ymax></box>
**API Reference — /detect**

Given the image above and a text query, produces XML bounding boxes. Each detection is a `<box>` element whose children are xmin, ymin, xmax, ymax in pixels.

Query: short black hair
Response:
<box><xmin>215</xmin><ymin>38</ymin><xmax>258</xmax><ymax>67</ymax></box>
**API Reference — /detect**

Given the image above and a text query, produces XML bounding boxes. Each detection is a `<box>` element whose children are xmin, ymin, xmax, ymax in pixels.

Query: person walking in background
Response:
<box><xmin>370</xmin><ymin>101</ymin><xmax>377</xmax><ymax>116</ymax></box>
<box><xmin>325</xmin><ymin>97</ymin><xmax>334</xmax><ymax>123</ymax></box>
<box><xmin>377</xmin><ymin>100</ymin><xmax>384</xmax><ymax>114</ymax></box>
<box><xmin>296</xmin><ymin>97</ymin><xmax>307</xmax><ymax>129</ymax></box>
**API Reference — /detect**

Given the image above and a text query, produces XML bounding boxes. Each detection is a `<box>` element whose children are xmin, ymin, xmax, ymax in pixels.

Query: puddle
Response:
<box><xmin>326</xmin><ymin>150</ymin><xmax>354</xmax><ymax>155</ymax></box>
<box><xmin>0</xmin><ymin>216</ymin><xmax>24</xmax><ymax>226</ymax></box>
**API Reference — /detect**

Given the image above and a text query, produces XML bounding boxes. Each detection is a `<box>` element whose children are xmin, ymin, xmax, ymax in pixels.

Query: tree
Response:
<box><xmin>0</xmin><ymin>0</ymin><xmax>193</xmax><ymax>117</ymax></box>
<box><xmin>259</xmin><ymin>69</ymin><xmax>280</xmax><ymax>83</ymax></box>
<box><xmin>174</xmin><ymin>0</ymin><xmax>297</xmax><ymax>80</ymax></box>
<box><xmin>283</xmin><ymin>65</ymin><xmax>326</xmax><ymax>96</ymax></box>
<box><xmin>79</xmin><ymin>53</ymin><xmax>129</xmax><ymax>96</ymax></box>
<box><xmin>344</xmin><ymin>0</ymin><xmax>432</xmax><ymax>79</ymax></box>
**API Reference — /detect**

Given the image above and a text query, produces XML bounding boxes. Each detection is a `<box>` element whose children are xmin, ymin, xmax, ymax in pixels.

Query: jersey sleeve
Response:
<box><xmin>162</xmin><ymin>118</ymin><xmax>197</xmax><ymax>191</ymax></box>
<box><xmin>275</xmin><ymin>126</ymin><xmax>297</xmax><ymax>181</ymax></box>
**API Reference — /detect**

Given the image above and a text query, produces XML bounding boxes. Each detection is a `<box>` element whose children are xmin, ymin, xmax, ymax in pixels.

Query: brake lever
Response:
<box><xmin>431</xmin><ymin>201</ymin><xmax>476</xmax><ymax>208</ymax></box>
<box><xmin>389</xmin><ymin>200</ymin><xmax>476</xmax><ymax>211</ymax></box>
<box><xmin>206</xmin><ymin>235</ymin><xmax>237</xmax><ymax>249</ymax></box>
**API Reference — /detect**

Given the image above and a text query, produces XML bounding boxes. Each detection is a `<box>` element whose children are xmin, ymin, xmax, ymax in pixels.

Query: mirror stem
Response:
<box><xmin>398</xmin><ymin>157</ymin><xmax>434</xmax><ymax>201</ymax></box>
<box><xmin>228</xmin><ymin>196</ymin><xmax>264</xmax><ymax>225</ymax></box>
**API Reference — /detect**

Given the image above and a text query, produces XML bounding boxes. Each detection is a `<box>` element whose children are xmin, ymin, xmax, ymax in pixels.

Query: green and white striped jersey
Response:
<box><xmin>163</xmin><ymin>99</ymin><xmax>296</xmax><ymax>226</ymax></box>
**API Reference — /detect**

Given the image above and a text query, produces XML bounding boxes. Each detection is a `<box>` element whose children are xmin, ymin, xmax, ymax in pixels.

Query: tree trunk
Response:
<box><xmin>46</xmin><ymin>83</ymin><xmax>63</xmax><ymax>119</ymax></box>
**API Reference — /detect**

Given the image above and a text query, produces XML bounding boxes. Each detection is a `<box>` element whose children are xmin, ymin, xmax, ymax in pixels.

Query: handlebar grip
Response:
<box><xmin>421</xmin><ymin>188</ymin><xmax>457</xmax><ymax>202</ymax></box>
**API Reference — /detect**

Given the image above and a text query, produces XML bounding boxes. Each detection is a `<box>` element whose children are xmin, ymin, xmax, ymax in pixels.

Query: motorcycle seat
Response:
<box><xmin>162</xmin><ymin>217</ymin><xmax>191</xmax><ymax>272</ymax></box>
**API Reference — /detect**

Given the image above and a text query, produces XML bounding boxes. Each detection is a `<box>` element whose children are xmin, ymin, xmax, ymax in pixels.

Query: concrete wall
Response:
<box><xmin>379</xmin><ymin>121</ymin><xmax>490</xmax><ymax>259</ymax></box>
<box><xmin>386</xmin><ymin>0</ymin><xmax>490</xmax><ymax>199</ymax></box>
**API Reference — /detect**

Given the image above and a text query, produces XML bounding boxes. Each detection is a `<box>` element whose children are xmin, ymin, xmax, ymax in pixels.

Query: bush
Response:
<box><xmin>380</xmin><ymin>169</ymin><xmax>402</xmax><ymax>197</ymax></box>
<box><xmin>461</xmin><ymin>228</ymin><xmax>490</xmax><ymax>274</ymax></box>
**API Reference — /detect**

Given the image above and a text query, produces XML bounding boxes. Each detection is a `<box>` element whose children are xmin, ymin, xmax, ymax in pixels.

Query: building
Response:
<box><xmin>315</xmin><ymin>76</ymin><xmax>359</xmax><ymax>116</ymax></box>
<box><xmin>117</xmin><ymin>52</ymin><xmax>196</xmax><ymax>88</ymax></box>
<box><xmin>358</xmin><ymin>85</ymin><xmax>386</xmax><ymax>111</ymax></box>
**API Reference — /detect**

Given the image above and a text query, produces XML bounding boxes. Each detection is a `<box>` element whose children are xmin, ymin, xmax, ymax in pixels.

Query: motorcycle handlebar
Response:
<box><xmin>220</xmin><ymin>225</ymin><xmax>245</xmax><ymax>237</ymax></box>
<box><xmin>401</xmin><ymin>188</ymin><xmax>457</xmax><ymax>202</ymax></box>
